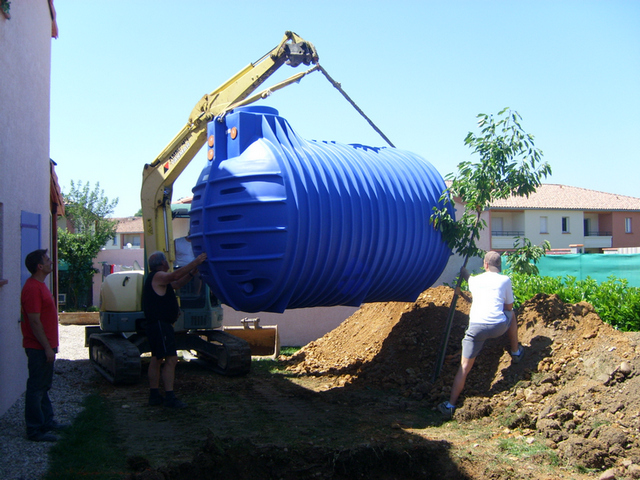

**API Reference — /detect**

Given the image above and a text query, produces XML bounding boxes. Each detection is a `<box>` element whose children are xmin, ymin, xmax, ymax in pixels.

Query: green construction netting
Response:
<box><xmin>532</xmin><ymin>254</ymin><xmax>640</xmax><ymax>287</ymax></box>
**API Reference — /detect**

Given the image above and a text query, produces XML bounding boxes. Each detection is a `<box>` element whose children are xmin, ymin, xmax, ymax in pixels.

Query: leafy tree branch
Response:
<box><xmin>430</xmin><ymin>108</ymin><xmax>551</xmax><ymax>261</ymax></box>
<box><xmin>431</xmin><ymin>108</ymin><xmax>551</xmax><ymax>380</ymax></box>
<box><xmin>58</xmin><ymin>181</ymin><xmax>118</xmax><ymax>309</ymax></box>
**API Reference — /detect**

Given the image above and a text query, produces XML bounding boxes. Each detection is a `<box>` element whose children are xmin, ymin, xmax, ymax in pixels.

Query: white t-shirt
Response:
<box><xmin>467</xmin><ymin>271</ymin><xmax>514</xmax><ymax>325</ymax></box>
<box><xmin>174</xmin><ymin>237</ymin><xmax>194</xmax><ymax>267</ymax></box>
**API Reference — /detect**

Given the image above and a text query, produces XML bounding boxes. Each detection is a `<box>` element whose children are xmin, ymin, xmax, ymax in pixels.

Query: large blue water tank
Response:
<box><xmin>189</xmin><ymin>106</ymin><xmax>453</xmax><ymax>313</ymax></box>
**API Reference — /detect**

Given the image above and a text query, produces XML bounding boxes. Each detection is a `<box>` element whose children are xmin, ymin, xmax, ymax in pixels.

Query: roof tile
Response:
<box><xmin>113</xmin><ymin>217</ymin><xmax>143</xmax><ymax>233</ymax></box>
<box><xmin>490</xmin><ymin>184</ymin><xmax>640</xmax><ymax>211</ymax></box>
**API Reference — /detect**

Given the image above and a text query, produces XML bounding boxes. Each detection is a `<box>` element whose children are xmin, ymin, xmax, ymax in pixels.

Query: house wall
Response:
<box><xmin>103</xmin><ymin>232</ymin><xmax>144</xmax><ymax>250</ymax></box>
<box><xmin>0</xmin><ymin>0</ymin><xmax>54</xmax><ymax>416</ymax></box>
<box><xmin>490</xmin><ymin>208</ymin><xmax>639</xmax><ymax>252</ymax></box>
<box><xmin>612</xmin><ymin>212</ymin><xmax>640</xmax><ymax>248</ymax></box>
<box><xmin>520</xmin><ymin>210</ymin><xmax>585</xmax><ymax>250</ymax></box>
<box><xmin>222</xmin><ymin>306</ymin><xmax>359</xmax><ymax>347</ymax></box>
<box><xmin>600</xmin><ymin>213</ymin><xmax>613</xmax><ymax>233</ymax></box>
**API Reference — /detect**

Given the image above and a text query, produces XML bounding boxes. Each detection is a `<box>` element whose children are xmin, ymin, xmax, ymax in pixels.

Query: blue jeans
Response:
<box><xmin>25</xmin><ymin>348</ymin><xmax>55</xmax><ymax>439</ymax></box>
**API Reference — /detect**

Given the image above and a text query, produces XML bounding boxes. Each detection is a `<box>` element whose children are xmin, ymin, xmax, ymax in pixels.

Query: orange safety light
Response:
<box><xmin>230</xmin><ymin>127</ymin><xmax>238</xmax><ymax>140</ymax></box>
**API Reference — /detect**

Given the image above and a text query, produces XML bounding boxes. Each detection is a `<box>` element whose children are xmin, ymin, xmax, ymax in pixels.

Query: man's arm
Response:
<box><xmin>153</xmin><ymin>253</ymin><xmax>207</xmax><ymax>289</ymax></box>
<box><xmin>26</xmin><ymin>313</ymin><xmax>55</xmax><ymax>362</ymax></box>
<box><xmin>172</xmin><ymin>268</ymin><xmax>199</xmax><ymax>290</ymax></box>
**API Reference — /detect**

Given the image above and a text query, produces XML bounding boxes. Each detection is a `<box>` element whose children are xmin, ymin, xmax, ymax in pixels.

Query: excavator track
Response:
<box><xmin>89</xmin><ymin>333</ymin><xmax>142</xmax><ymax>385</ymax></box>
<box><xmin>180</xmin><ymin>330</ymin><xmax>251</xmax><ymax>376</ymax></box>
<box><xmin>88</xmin><ymin>330</ymin><xmax>250</xmax><ymax>384</ymax></box>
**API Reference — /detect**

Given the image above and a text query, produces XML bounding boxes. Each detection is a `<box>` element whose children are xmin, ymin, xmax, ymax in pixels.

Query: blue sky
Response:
<box><xmin>50</xmin><ymin>1</ymin><xmax>640</xmax><ymax>218</ymax></box>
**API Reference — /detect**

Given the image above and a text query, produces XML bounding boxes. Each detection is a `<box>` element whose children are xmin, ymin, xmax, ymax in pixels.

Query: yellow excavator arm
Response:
<box><xmin>141</xmin><ymin>31</ymin><xmax>318</xmax><ymax>265</ymax></box>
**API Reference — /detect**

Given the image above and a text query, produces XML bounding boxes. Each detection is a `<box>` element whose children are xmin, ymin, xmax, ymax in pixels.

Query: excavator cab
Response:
<box><xmin>171</xmin><ymin>206</ymin><xmax>224</xmax><ymax>331</ymax></box>
<box><xmin>172</xmin><ymin>206</ymin><xmax>279</xmax><ymax>357</ymax></box>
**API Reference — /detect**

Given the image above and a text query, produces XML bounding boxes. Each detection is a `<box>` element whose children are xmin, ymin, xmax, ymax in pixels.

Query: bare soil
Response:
<box><xmin>99</xmin><ymin>286</ymin><xmax>640</xmax><ymax>479</ymax></box>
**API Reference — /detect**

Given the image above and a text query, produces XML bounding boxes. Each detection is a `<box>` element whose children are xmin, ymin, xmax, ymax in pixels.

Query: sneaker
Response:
<box><xmin>29</xmin><ymin>432</ymin><xmax>58</xmax><ymax>442</ymax></box>
<box><xmin>437</xmin><ymin>401</ymin><xmax>455</xmax><ymax>420</ymax></box>
<box><xmin>164</xmin><ymin>396</ymin><xmax>187</xmax><ymax>409</ymax></box>
<box><xmin>511</xmin><ymin>344</ymin><xmax>525</xmax><ymax>363</ymax></box>
<box><xmin>148</xmin><ymin>395</ymin><xmax>164</xmax><ymax>406</ymax></box>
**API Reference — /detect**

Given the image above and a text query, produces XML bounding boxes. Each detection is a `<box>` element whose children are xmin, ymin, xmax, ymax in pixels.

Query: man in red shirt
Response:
<box><xmin>21</xmin><ymin>249</ymin><xmax>66</xmax><ymax>442</ymax></box>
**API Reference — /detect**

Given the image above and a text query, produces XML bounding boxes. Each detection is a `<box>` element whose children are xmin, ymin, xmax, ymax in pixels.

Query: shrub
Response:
<box><xmin>510</xmin><ymin>273</ymin><xmax>640</xmax><ymax>332</ymax></box>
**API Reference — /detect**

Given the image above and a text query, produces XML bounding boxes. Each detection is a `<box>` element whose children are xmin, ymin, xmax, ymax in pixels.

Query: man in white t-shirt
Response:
<box><xmin>438</xmin><ymin>251</ymin><xmax>524</xmax><ymax>419</ymax></box>
<box><xmin>174</xmin><ymin>232</ymin><xmax>195</xmax><ymax>268</ymax></box>
<box><xmin>174</xmin><ymin>231</ymin><xmax>202</xmax><ymax>294</ymax></box>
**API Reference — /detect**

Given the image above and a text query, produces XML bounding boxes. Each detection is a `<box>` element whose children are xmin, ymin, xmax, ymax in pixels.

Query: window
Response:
<box><xmin>540</xmin><ymin>216</ymin><xmax>548</xmax><ymax>234</ymax></box>
<box><xmin>122</xmin><ymin>234</ymin><xmax>141</xmax><ymax>248</ymax></box>
<box><xmin>562</xmin><ymin>217</ymin><xmax>570</xmax><ymax>233</ymax></box>
<box><xmin>625</xmin><ymin>217</ymin><xmax>632</xmax><ymax>234</ymax></box>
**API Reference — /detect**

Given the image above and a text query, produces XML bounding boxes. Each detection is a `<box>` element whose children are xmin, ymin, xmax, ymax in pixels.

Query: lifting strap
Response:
<box><xmin>317</xmin><ymin>64</ymin><xmax>395</xmax><ymax>148</ymax></box>
<box><xmin>224</xmin><ymin>64</ymin><xmax>396</xmax><ymax>148</ymax></box>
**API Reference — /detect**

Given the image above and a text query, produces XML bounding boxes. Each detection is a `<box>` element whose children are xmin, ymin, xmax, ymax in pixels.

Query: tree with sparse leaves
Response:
<box><xmin>58</xmin><ymin>181</ymin><xmax>118</xmax><ymax>309</ymax></box>
<box><xmin>431</xmin><ymin>108</ymin><xmax>551</xmax><ymax>260</ymax></box>
<box><xmin>430</xmin><ymin>108</ymin><xmax>552</xmax><ymax>379</ymax></box>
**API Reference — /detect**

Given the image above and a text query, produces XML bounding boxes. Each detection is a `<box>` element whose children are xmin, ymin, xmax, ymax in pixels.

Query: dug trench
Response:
<box><xmin>95</xmin><ymin>286</ymin><xmax>640</xmax><ymax>480</ymax></box>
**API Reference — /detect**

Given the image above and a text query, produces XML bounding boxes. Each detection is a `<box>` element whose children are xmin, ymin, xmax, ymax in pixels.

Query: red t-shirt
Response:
<box><xmin>21</xmin><ymin>277</ymin><xmax>59</xmax><ymax>350</ymax></box>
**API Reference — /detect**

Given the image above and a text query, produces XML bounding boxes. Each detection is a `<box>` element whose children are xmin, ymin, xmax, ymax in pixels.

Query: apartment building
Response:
<box><xmin>487</xmin><ymin>184</ymin><xmax>640</xmax><ymax>253</ymax></box>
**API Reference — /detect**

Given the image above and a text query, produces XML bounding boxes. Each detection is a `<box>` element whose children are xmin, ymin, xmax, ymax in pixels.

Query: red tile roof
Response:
<box><xmin>114</xmin><ymin>217</ymin><xmax>143</xmax><ymax>233</ymax></box>
<box><xmin>489</xmin><ymin>184</ymin><xmax>640</xmax><ymax>211</ymax></box>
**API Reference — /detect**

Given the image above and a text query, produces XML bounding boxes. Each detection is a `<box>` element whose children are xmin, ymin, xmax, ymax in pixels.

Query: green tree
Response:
<box><xmin>431</xmin><ymin>108</ymin><xmax>552</xmax><ymax>259</ymax></box>
<box><xmin>58</xmin><ymin>181</ymin><xmax>118</xmax><ymax>309</ymax></box>
<box><xmin>505</xmin><ymin>237</ymin><xmax>551</xmax><ymax>275</ymax></box>
<box><xmin>430</xmin><ymin>108</ymin><xmax>552</xmax><ymax>380</ymax></box>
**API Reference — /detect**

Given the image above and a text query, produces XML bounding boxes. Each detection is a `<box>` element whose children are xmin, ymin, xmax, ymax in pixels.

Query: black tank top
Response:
<box><xmin>142</xmin><ymin>271</ymin><xmax>180</xmax><ymax>324</ymax></box>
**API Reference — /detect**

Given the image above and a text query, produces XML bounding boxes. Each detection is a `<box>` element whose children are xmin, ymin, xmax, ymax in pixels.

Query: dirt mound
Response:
<box><xmin>121</xmin><ymin>285</ymin><xmax>640</xmax><ymax>479</ymax></box>
<box><xmin>285</xmin><ymin>286</ymin><xmax>640</xmax><ymax>470</ymax></box>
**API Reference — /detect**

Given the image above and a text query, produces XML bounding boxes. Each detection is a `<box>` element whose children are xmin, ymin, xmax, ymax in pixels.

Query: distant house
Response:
<box><xmin>103</xmin><ymin>216</ymin><xmax>144</xmax><ymax>251</ymax></box>
<box><xmin>0</xmin><ymin>1</ymin><xmax>60</xmax><ymax>416</ymax></box>
<box><xmin>486</xmin><ymin>184</ymin><xmax>640</xmax><ymax>254</ymax></box>
<box><xmin>91</xmin><ymin>217</ymin><xmax>145</xmax><ymax>306</ymax></box>
<box><xmin>90</xmin><ymin>211</ymin><xmax>192</xmax><ymax>307</ymax></box>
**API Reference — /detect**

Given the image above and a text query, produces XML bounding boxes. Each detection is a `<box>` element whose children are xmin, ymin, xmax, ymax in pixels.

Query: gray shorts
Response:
<box><xmin>461</xmin><ymin>311</ymin><xmax>513</xmax><ymax>359</ymax></box>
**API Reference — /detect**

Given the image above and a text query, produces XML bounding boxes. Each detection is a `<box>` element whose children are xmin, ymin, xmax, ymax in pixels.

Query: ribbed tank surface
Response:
<box><xmin>189</xmin><ymin>106</ymin><xmax>453</xmax><ymax>313</ymax></box>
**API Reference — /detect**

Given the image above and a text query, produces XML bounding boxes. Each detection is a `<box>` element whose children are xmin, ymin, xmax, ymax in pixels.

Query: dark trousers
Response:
<box><xmin>25</xmin><ymin>348</ymin><xmax>55</xmax><ymax>439</ymax></box>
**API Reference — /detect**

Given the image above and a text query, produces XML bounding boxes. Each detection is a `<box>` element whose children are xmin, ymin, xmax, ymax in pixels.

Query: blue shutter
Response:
<box><xmin>21</xmin><ymin>211</ymin><xmax>41</xmax><ymax>287</ymax></box>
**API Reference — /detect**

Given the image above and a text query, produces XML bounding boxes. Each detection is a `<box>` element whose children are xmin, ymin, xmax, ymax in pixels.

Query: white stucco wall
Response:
<box><xmin>0</xmin><ymin>1</ymin><xmax>54</xmax><ymax>416</ymax></box>
<box><xmin>522</xmin><ymin>209</ymin><xmax>585</xmax><ymax>250</ymax></box>
<box><xmin>222</xmin><ymin>305</ymin><xmax>359</xmax><ymax>347</ymax></box>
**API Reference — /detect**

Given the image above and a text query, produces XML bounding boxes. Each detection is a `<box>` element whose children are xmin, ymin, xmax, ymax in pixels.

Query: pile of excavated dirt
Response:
<box><xmin>285</xmin><ymin>285</ymin><xmax>640</xmax><ymax>471</ymax></box>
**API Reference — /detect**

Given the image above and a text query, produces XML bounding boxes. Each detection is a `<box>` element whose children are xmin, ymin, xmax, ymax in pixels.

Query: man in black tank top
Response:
<box><xmin>143</xmin><ymin>250</ymin><xmax>207</xmax><ymax>408</ymax></box>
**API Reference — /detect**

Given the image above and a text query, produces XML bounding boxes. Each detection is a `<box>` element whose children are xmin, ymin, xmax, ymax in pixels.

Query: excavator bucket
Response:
<box><xmin>223</xmin><ymin>318</ymin><xmax>280</xmax><ymax>358</ymax></box>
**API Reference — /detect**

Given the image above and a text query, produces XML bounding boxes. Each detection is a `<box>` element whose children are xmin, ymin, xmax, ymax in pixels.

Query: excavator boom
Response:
<box><xmin>89</xmin><ymin>32</ymin><xmax>317</xmax><ymax>384</ymax></box>
<box><xmin>141</xmin><ymin>31</ymin><xmax>318</xmax><ymax>265</ymax></box>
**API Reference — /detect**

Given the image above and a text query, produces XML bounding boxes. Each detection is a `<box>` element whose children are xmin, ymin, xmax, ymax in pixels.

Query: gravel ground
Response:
<box><xmin>0</xmin><ymin>325</ymin><xmax>95</xmax><ymax>480</ymax></box>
